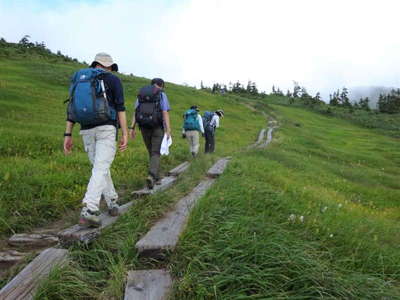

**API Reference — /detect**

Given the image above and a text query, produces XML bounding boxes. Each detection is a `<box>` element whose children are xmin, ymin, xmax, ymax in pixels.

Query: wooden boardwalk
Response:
<box><xmin>59</xmin><ymin>161</ymin><xmax>190</xmax><ymax>246</ymax></box>
<box><xmin>135</xmin><ymin>178</ymin><xmax>215</xmax><ymax>256</ymax></box>
<box><xmin>126</xmin><ymin>157</ymin><xmax>231</xmax><ymax>299</ymax></box>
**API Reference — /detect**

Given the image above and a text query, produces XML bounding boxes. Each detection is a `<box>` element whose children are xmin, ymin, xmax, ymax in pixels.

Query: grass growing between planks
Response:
<box><xmin>33</xmin><ymin>155</ymin><xmax>234</xmax><ymax>299</ymax></box>
<box><xmin>170</xmin><ymin>104</ymin><xmax>400</xmax><ymax>298</ymax></box>
<box><xmin>0</xmin><ymin>52</ymin><xmax>264</xmax><ymax>237</ymax></box>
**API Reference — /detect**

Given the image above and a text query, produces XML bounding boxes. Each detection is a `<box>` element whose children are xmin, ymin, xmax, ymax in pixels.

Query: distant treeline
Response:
<box><xmin>0</xmin><ymin>35</ymin><xmax>86</xmax><ymax>65</ymax></box>
<box><xmin>203</xmin><ymin>80</ymin><xmax>400</xmax><ymax>114</ymax></box>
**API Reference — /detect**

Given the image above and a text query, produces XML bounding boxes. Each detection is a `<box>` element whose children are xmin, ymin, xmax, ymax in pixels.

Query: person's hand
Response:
<box><xmin>129</xmin><ymin>128</ymin><xmax>136</xmax><ymax>140</ymax></box>
<box><xmin>119</xmin><ymin>134</ymin><xmax>128</xmax><ymax>152</ymax></box>
<box><xmin>64</xmin><ymin>136</ymin><xmax>73</xmax><ymax>155</ymax></box>
<box><xmin>166</xmin><ymin>129</ymin><xmax>171</xmax><ymax>139</ymax></box>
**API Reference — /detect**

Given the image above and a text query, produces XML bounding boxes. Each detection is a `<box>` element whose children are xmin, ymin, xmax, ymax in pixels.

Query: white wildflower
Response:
<box><xmin>299</xmin><ymin>216</ymin><xmax>304</xmax><ymax>223</ymax></box>
<box><xmin>288</xmin><ymin>214</ymin><xmax>296</xmax><ymax>222</ymax></box>
<box><xmin>329</xmin><ymin>234</ymin><xmax>334</xmax><ymax>238</ymax></box>
<box><xmin>338</xmin><ymin>204</ymin><xmax>342</xmax><ymax>208</ymax></box>
<box><xmin>321</xmin><ymin>206</ymin><xmax>328</xmax><ymax>213</ymax></box>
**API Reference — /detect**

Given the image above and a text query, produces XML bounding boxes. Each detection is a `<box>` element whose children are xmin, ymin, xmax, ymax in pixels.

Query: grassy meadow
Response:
<box><xmin>0</xmin><ymin>53</ymin><xmax>265</xmax><ymax>237</ymax></box>
<box><xmin>171</xmin><ymin>104</ymin><xmax>400</xmax><ymax>298</ymax></box>
<box><xmin>2</xmin><ymin>45</ymin><xmax>400</xmax><ymax>299</ymax></box>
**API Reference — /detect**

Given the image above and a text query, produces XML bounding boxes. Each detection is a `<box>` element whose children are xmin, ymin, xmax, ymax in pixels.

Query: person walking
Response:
<box><xmin>182</xmin><ymin>105</ymin><xmax>204</xmax><ymax>157</ymax></box>
<box><xmin>63</xmin><ymin>52</ymin><xmax>128</xmax><ymax>227</ymax></box>
<box><xmin>129</xmin><ymin>78</ymin><xmax>171</xmax><ymax>189</ymax></box>
<box><xmin>203</xmin><ymin>109</ymin><xmax>224</xmax><ymax>153</ymax></box>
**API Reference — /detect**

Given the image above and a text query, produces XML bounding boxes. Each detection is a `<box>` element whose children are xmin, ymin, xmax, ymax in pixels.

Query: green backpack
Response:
<box><xmin>183</xmin><ymin>109</ymin><xmax>200</xmax><ymax>131</ymax></box>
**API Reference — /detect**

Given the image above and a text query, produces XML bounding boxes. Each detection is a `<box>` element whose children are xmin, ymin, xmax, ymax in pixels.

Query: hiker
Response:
<box><xmin>63</xmin><ymin>52</ymin><xmax>128</xmax><ymax>227</ymax></box>
<box><xmin>129</xmin><ymin>78</ymin><xmax>171</xmax><ymax>189</ymax></box>
<box><xmin>182</xmin><ymin>105</ymin><xmax>204</xmax><ymax>157</ymax></box>
<box><xmin>203</xmin><ymin>109</ymin><xmax>224</xmax><ymax>153</ymax></box>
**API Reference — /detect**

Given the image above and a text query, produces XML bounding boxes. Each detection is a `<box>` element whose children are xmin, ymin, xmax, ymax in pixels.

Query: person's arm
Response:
<box><xmin>214</xmin><ymin>115</ymin><xmax>220</xmax><ymax>128</ymax></box>
<box><xmin>160</xmin><ymin>92</ymin><xmax>171</xmax><ymax>138</ymax></box>
<box><xmin>110</xmin><ymin>75</ymin><xmax>128</xmax><ymax>150</ymax></box>
<box><xmin>118</xmin><ymin>111</ymin><xmax>128</xmax><ymax>152</ymax></box>
<box><xmin>129</xmin><ymin>99</ymin><xmax>138</xmax><ymax>139</ymax></box>
<box><xmin>198</xmin><ymin>114</ymin><xmax>204</xmax><ymax>133</ymax></box>
<box><xmin>163</xmin><ymin>111</ymin><xmax>171</xmax><ymax>138</ymax></box>
<box><xmin>63</xmin><ymin>121</ymin><xmax>74</xmax><ymax>155</ymax></box>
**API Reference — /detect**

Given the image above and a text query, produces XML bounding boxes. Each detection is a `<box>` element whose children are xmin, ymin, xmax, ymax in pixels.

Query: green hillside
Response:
<box><xmin>0</xmin><ymin>43</ymin><xmax>265</xmax><ymax>236</ymax></box>
<box><xmin>1</xmin><ymin>42</ymin><xmax>400</xmax><ymax>298</ymax></box>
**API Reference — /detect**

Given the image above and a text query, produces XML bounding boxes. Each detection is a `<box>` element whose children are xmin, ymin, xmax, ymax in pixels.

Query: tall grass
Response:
<box><xmin>171</xmin><ymin>105</ymin><xmax>400</xmax><ymax>298</ymax></box>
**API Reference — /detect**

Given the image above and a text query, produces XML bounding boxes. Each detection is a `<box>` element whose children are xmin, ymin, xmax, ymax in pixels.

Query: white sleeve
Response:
<box><xmin>198</xmin><ymin>114</ymin><xmax>204</xmax><ymax>133</ymax></box>
<box><xmin>214</xmin><ymin>115</ymin><xmax>220</xmax><ymax>128</ymax></box>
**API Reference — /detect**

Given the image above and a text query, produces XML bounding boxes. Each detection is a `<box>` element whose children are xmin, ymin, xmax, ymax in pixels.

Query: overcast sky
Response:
<box><xmin>1</xmin><ymin>0</ymin><xmax>400</xmax><ymax>100</ymax></box>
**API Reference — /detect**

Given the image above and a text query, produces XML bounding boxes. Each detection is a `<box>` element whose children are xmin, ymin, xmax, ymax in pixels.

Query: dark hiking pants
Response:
<box><xmin>204</xmin><ymin>128</ymin><xmax>215</xmax><ymax>153</ymax></box>
<box><xmin>140</xmin><ymin>126</ymin><xmax>164</xmax><ymax>180</ymax></box>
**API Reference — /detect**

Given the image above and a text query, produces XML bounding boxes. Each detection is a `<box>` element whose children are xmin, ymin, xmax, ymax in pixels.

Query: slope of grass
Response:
<box><xmin>34</xmin><ymin>103</ymin><xmax>400</xmax><ymax>299</ymax></box>
<box><xmin>0</xmin><ymin>53</ymin><xmax>265</xmax><ymax>237</ymax></box>
<box><xmin>170</xmin><ymin>104</ymin><xmax>400</xmax><ymax>298</ymax></box>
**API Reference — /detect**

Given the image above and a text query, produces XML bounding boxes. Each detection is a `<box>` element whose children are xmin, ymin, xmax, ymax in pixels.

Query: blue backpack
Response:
<box><xmin>66</xmin><ymin>68</ymin><xmax>116</xmax><ymax>126</ymax></box>
<box><xmin>183</xmin><ymin>109</ymin><xmax>200</xmax><ymax>131</ymax></box>
<box><xmin>202</xmin><ymin>111</ymin><xmax>215</xmax><ymax>130</ymax></box>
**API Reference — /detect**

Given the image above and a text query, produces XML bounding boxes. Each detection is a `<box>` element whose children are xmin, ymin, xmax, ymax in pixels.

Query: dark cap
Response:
<box><xmin>151</xmin><ymin>78</ymin><xmax>165</xmax><ymax>88</ymax></box>
<box><xmin>190</xmin><ymin>105</ymin><xmax>199</xmax><ymax>111</ymax></box>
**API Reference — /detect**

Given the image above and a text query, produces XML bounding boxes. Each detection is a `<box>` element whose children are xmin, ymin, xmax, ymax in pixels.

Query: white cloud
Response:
<box><xmin>1</xmin><ymin>0</ymin><xmax>400</xmax><ymax>98</ymax></box>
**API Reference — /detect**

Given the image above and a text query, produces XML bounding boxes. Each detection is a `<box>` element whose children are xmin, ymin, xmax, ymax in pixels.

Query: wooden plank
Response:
<box><xmin>58</xmin><ymin>201</ymin><xmax>134</xmax><ymax>246</ymax></box>
<box><xmin>167</xmin><ymin>161</ymin><xmax>190</xmax><ymax>176</ymax></box>
<box><xmin>206</xmin><ymin>157</ymin><xmax>231</xmax><ymax>178</ymax></box>
<box><xmin>8</xmin><ymin>234</ymin><xmax>58</xmax><ymax>248</ymax></box>
<box><xmin>131</xmin><ymin>176</ymin><xmax>176</xmax><ymax>198</ymax></box>
<box><xmin>255</xmin><ymin>128</ymin><xmax>266</xmax><ymax>144</ymax></box>
<box><xmin>136</xmin><ymin>179</ymin><xmax>215</xmax><ymax>256</ymax></box>
<box><xmin>124</xmin><ymin>269</ymin><xmax>172</xmax><ymax>300</ymax></box>
<box><xmin>0</xmin><ymin>248</ymin><xmax>68</xmax><ymax>300</ymax></box>
<box><xmin>0</xmin><ymin>250</ymin><xmax>27</xmax><ymax>264</ymax></box>
<box><xmin>263</xmin><ymin>127</ymin><xmax>275</xmax><ymax>148</ymax></box>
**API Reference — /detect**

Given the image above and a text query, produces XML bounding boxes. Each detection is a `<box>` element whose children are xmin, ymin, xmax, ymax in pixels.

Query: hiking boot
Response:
<box><xmin>79</xmin><ymin>207</ymin><xmax>102</xmax><ymax>228</ymax></box>
<box><xmin>108</xmin><ymin>200</ymin><xmax>120</xmax><ymax>217</ymax></box>
<box><xmin>146</xmin><ymin>176</ymin><xmax>155</xmax><ymax>189</ymax></box>
<box><xmin>191</xmin><ymin>152</ymin><xmax>196</xmax><ymax>157</ymax></box>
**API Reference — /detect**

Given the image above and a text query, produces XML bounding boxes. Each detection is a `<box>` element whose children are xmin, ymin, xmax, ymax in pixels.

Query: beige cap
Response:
<box><xmin>91</xmin><ymin>52</ymin><xmax>118</xmax><ymax>71</ymax></box>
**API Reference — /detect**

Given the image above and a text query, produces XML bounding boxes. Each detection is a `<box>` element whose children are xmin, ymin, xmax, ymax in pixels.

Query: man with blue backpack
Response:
<box><xmin>63</xmin><ymin>52</ymin><xmax>128</xmax><ymax>227</ymax></box>
<box><xmin>182</xmin><ymin>105</ymin><xmax>204</xmax><ymax>157</ymax></box>
<box><xmin>203</xmin><ymin>109</ymin><xmax>224</xmax><ymax>153</ymax></box>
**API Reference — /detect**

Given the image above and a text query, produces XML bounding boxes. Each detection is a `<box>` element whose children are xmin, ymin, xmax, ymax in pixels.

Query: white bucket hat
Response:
<box><xmin>91</xmin><ymin>52</ymin><xmax>118</xmax><ymax>71</ymax></box>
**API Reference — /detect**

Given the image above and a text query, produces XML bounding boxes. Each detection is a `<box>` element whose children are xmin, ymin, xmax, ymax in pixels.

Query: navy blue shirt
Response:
<box><xmin>68</xmin><ymin>71</ymin><xmax>126</xmax><ymax>130</ymax></box>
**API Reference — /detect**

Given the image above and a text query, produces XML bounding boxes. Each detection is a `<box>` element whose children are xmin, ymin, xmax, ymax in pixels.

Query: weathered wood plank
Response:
<box><xmin>124</xmin><ymin>269</ymin><xmax>172</xmax><ymax>300</ymax></box>
<box><xmin>206</xmin><ymin>157</ymin><xmax>231</xmax><ymax>178</ymax></box>
<box><xmin>0</xmin><ymin>250</ymin><xmax>27</xmax><ymax>264</ymax></box>
<box><xmin>8</xmin><ymin>234</ymin><xmax>59</xmax><ymax>248</ymax></box>
<box><xmin>136</xmin><ymin>179</ymin><xmax>215</xmax><ymax>256</ymax></box>
<box><xmin>167</xmin><ymin>161</ymin><xmax>190</xmax><ymax>176</ymax></box>
<box><xmin>131</xmin><ymin>176</ymin><xmax>176</xmax><ymax>198</ymax></box>
<box><xmin>58</xmin><ymin>201</ymin><xmax>134</xmax><ymax>246</ymax></box>
<box><xmin>262</xmin><ymin>127</ymin><xmax>276</xmax><ymax>148</ymax></box>
<box><xmin>256</xmin><ymin>128</ymin><xmax>266</xmax><ymax>144</ymax></box>
<box><xmin>0</xmin><ymin>248</ymin><xmax>68</xmax><ymax>300</ymax></box>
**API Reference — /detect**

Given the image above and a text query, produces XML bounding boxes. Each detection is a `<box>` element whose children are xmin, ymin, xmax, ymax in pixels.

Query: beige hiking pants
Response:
<box><xmin>185</xmin><ymin>130</ymin><xmax>200</xmax><ymax>155</ymax></box>
<box><xmin>80</xmin><ymin>125</ymin><xmax>118</xmax><ymax>212</ymax></box>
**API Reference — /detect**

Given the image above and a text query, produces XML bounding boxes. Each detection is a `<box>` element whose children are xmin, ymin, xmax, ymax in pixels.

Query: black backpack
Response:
<box><xmin>135</xmin><ymin>85</ymin><xmax>163</xmax><ymax>128</ymax></box>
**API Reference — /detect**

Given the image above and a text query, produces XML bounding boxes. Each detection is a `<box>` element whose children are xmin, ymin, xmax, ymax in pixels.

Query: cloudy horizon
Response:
<box><xmin>1</xmin><ymin>0</ymin><xmax>400</xmax><ymax>101</ymax></box>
